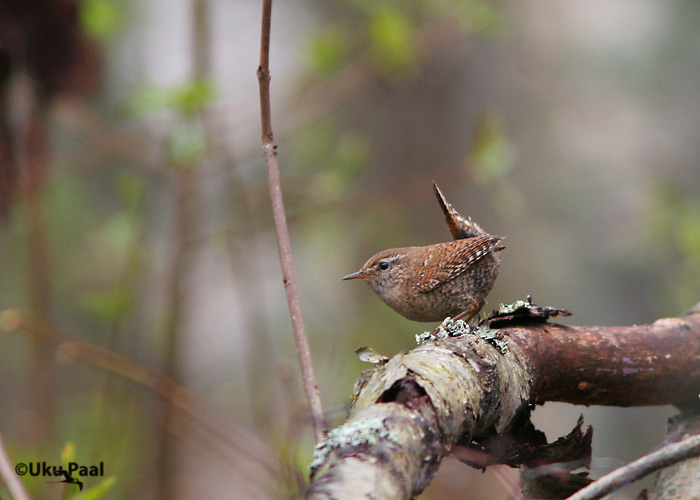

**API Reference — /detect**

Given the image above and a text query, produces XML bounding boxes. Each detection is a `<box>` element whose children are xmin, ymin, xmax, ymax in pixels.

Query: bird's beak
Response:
<box><xmin>342</xmin><ymin>270</ymin><xmax>367</xmax><ymax>280</ymax></box>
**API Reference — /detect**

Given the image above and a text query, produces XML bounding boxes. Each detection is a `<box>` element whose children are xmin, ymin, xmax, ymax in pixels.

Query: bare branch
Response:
<box><xmin>565</xmin><ymin>433</ymin><xmax>700</xmax><ymax>500</ymax></box>
<box><xmin>505</xmin><ymin>312</ymin><xmax>700</xmax><ymax>407</ymax></box>
<box><xmin>0</xmin><ymin>433</ymin><xmax>31</xmax><ymax>500</ymax></box>
<box><xmin>256</xmin><ymin>0</ymin><xmax>326</xmax><ymax>442</ymax></box>
<box><xmin>651</xmin><ymin>412</ymin><xmax>700</xmax><ymax>500</ymax></box>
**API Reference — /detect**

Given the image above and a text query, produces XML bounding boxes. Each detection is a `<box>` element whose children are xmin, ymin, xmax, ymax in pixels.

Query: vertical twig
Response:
<box><xmin>19</xmin><ymin>87</ymin><xmax>54</xmax><ymax>442</ymax></box>
<box><xmin>0</xmin><ymin>434</ymin><xmax>31</xmax><ymax>500</ymax></box>
<box><xmin>256</xmin><ymin>0</ymin><xmax>326</xmax><ymax>442</ymax></box>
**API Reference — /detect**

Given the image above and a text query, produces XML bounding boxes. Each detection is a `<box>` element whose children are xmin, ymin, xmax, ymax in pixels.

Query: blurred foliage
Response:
<box><xmin>79</xmin><ymin>0</ymin><xmax>124</xmax><ymax>41</ymax></box>
<box><xmin>81</xmin><ymin>287</ymin><xmax>134</xmax><ymax>324</ymax></box>
<box><xmin>124</xmin><ymin>80</ymin><xmax>217</xmax><ymax>118</ymax></box>
<box><xmin>367</xmin><ymin>8</ymin><xmax>421</xmax><ymax>76</ymax></box>
<box><xmin>647</xmin><ymin>184</ymin><xmax>700</xmax><ymax>310</ymax></box>
<box><xmin>305</xmin><ymin>0</ymin><xmax>503</xmax><ymax>80</ymax></box>
<box><xmin>124</xmin><ymin>81</ymin><xmax>215</xmax><ymax>166</ymax></box>
<box><xmin>167</xmin><ymin>121</ymin><xmax>207</xmax><ymax>166</ymax></box>
<box><xmin>40</xmin><ymin>170</ymin><xmax>141</xmax><ymax>327</ymax></box>
<box><xmin>307</xmin><ymin>26</ymin><xmax>353</xmax><ymax>76</ymax></box>
<box><xmin>467</xmin><ymin>111</ymin><xmax>517</xmax><ymax>184</ymax></box>
<box><xmin>58</xmin><ymin>442</ymin><xmax>116</xmax><ymax>500</ymax></box>
<box><xmin>294</xmin><ymin>123</ymin><xmax>371</xmax><ymax>202</ymax></box>
<box><xmin>61</xmin><ymin>441</ymin><xmax>76</xmax><ymax>464</ymax></box>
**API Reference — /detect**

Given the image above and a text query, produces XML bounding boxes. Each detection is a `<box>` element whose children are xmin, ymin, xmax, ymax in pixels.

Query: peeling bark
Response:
<box><xmin>309</xmin><ymin>333</ymin><xmax>531</xmax><ymax>499</ymax></box>
<box><xmin>306</xmin><ymin>304</ymin><xmax>700</xmax><ymax>499</ymax></box>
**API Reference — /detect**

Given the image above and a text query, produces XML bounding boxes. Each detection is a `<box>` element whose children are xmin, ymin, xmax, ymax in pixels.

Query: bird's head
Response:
<box><xmin>342</xmin><ymin>248</ymin><xmax>411</xmax><ymax>300</ymax></box>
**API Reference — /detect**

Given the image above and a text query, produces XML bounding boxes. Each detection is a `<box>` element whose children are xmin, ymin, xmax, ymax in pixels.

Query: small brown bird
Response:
<box><xmin>343</xmin><ymin>183</ymin><xmax>505</xmax><ymax>323</ymax></box>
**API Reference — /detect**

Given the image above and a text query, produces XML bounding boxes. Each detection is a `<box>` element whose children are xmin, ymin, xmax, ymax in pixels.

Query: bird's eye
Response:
<box><xmin>379</xmin><ymin>261</ymin><xmax>389</xmax><ymax>271</ymax></box>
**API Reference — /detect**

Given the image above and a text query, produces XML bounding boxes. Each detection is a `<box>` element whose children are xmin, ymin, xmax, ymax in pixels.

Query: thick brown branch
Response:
<box><xmin>506</xmin><ymin>309</ymin><xmax>700</xmax><ymax>407</ymax></box>
<box><xmin>307</xmin><ymin>304</ymin><xmax>700</xmax><ymax>499</ymax></box>
<box><xmin>256</xmin><ymin>0</ymin><xmax>326</xmax><ymax>442</ymax></box>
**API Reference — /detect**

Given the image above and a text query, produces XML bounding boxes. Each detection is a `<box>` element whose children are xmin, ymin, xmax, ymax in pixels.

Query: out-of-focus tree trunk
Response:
<box><xmin>21</xmin><ymin>94</ymin><xmax>54</xmax><ymax>443</ymax></box>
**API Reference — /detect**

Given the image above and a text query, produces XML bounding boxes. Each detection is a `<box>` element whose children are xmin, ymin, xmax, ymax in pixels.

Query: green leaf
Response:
<box><xmin>81</xmin><ymin>289</ymin><xmax>133</xmax><ymax>323</ymax></box>
<box><xmin>79</xmin><ymin>0</ymin><xmax>123</xmax><ymax>41</ymax></box>
<box><xmin>368</xmin><ymin>8</ymin><xmax>420</xmax><ymax>76</ymax></box>
<box><xmin>308</xmin><ymin>26</ymin><xmax>352</xmax><ymax>76</ymax></box>
<box><xmin>172</xmin><ymin>80</ymin><xmax>217</xmax><ymax>117</ymax></box>
<box><xmin>124</xmin><ymin>81</ymin><xmax>216</xmax><ymax>118</ymax></box>
<box><xmin>61</xmin><ymin>442</ymin><xmax>76</xmax><ymax>466</ymax></box>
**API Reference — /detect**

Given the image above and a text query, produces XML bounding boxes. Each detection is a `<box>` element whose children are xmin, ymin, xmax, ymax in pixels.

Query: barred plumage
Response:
<box><xmin>343</xmin><ymin>184</ymin><xmax>505</xmax><ymax>323</ymax></box>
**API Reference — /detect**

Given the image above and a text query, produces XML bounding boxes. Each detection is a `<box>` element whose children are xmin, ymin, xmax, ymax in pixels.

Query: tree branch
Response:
<box><xmin>256</xmin><ymin>0</ymin><xmax>326</xmax><ymax>442</ymax></box>
<box><xmin>0</xmin><ymin>433</ymin><xmax>31</xmax><ymax>500</ymax></box>
<box><xmin>306</xmin><ymin>303</ymin><xmax>700</xmax><ymax>499</ymax></box>
<box><xmin>565</xmin><ymin>433</ymin><xmax>700</xmax><ymax>500</ymax></box>
<box><xmin>506</xmin><ymin>308</ymin><xmax>700</xmax><ymax>407</ymax></box>
<box><xmin>649</xmin><ymin>412</ymin><xmax>700</xmax><ymax>500</ymax></box>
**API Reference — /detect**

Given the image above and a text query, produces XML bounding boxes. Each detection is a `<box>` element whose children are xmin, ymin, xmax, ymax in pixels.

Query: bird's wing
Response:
<box><xmin>416</xmin><ymin>235</ymin><xmax>504</xmax><ymax>293</ymax></box>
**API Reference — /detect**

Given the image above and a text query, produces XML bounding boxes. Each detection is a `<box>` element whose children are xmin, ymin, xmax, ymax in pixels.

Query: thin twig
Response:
<box><xmin>256</xmin><ymin>0</ymin><xmax>326</xmax><ymax>442</ymax></box>
<box><xmin>565</xmin><ymin>433</ymin><xmax>700</xmax><ymax>500</ymax></box>
<box><xmin>0</xmin><ymin>434</ymin><xmax>31</xmax><ymax>500</ymax></box>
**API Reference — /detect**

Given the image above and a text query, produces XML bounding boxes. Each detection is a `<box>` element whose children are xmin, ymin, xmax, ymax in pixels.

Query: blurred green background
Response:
<box><xmin>0</xmin><ymin>0</ymin><xmax>699</xmax><ymax>498</ymax></box>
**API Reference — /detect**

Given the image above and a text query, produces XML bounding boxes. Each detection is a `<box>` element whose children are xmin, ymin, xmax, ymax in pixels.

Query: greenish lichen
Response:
<box><xmin>415</xmin><ymin>318</ymin><xmax>508</xmax><ymax>354</ymax></box>
<box><xmin>310</xmin><ymin>413</ymin><xmax>393</xmax><ymax>471</ymax></box>
<box><xmin>416</xmin><ymin>317</ymin><xmax>471</xmax><ymax>344</ymax></box>
<box><xmin>496</xmin><ymin>296</ymin><xmax>535</xmax><ymax>315</ymax></box>
<box><xmin>490</xmin><ymin>295</ymin><xmax>571</xmax><ymax>323</ymax></box>
<box><xmin>474</xmin><ymin>325</ymin><xmax>509</xmax><ymax>354</ymax></box>
<box><xmin>415</xmin><ymin>331</ymin><xmax>433</xmax><ymax>344</ymax></box>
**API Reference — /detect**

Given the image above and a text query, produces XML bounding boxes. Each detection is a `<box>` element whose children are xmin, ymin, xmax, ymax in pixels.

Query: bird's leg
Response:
<box><xmin>432</xmin><ymin>299</ymin><xmax>484</xmax><ymax>336</ymax></box>
<box><xmin>452</xmin><ymin>309</ymin><xmax>476</xmax><ymax>323</ymax></box>
<box><xmin>455</xmin><ymin>298</ymin><xmax>484</xmax><ymax>324</ymax></box>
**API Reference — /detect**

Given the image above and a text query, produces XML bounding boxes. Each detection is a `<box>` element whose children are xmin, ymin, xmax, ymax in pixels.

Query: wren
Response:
<box><xmin>343</xmin><ymin>183</ymin><xmax>505</xmax><ymax>323</ymax></box>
